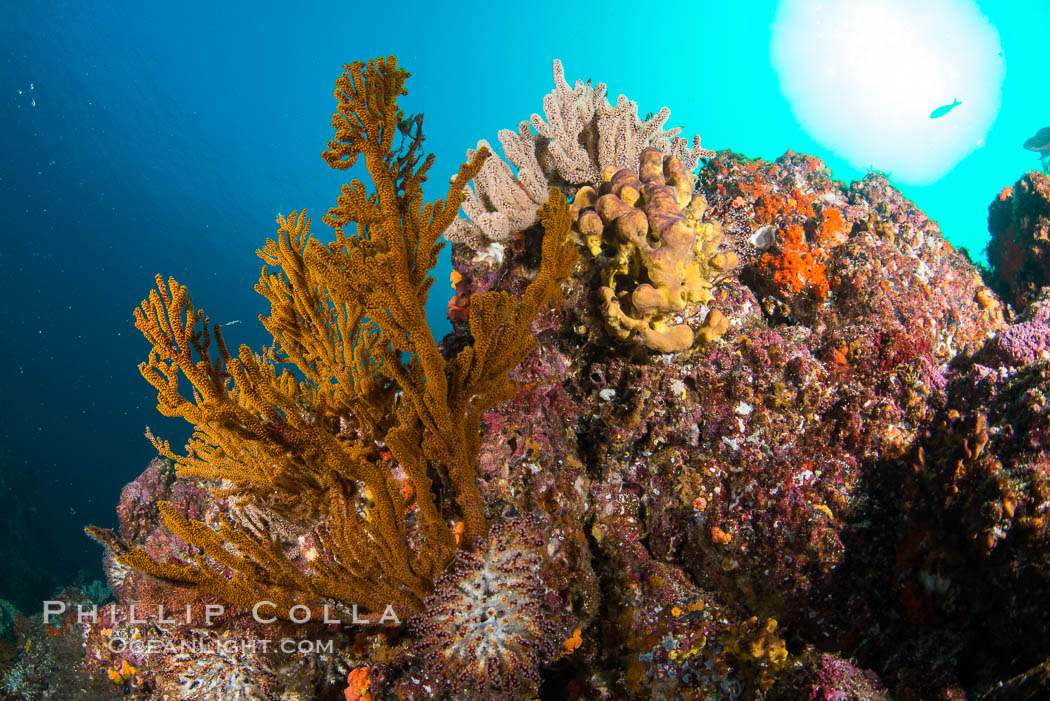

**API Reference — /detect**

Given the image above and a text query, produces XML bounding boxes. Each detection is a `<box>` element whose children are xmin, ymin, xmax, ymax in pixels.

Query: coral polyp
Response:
<box><xmin>411</xmin><ymin>517</ymin><xmax>567</xmax><ymax>700</ymax></box>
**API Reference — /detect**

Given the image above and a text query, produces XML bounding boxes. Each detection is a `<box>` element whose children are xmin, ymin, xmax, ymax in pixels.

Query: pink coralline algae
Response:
<box><xmin>979</xmin><ymin>294</ymin><xmax>1050</xmax><ymax>366</ymax></box>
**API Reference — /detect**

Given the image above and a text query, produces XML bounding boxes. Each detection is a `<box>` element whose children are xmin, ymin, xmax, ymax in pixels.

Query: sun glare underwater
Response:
<box><xmin>772</xmin><ymin>0</ymin><xmax>1005</xmax><ymax>184</ymax></box>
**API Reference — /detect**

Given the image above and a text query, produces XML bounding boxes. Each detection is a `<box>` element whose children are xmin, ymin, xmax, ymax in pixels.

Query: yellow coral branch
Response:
<box><xmin>87</xmin><ymin>56</ymin><xmax>578</xmax><ymax>621</ymax></box>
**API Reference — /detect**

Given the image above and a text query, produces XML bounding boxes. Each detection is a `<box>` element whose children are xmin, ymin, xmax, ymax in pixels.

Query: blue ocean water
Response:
<box><xmin>0</xmin><ymin>0</ymin><xmax>1047</xmax><ymax>607</ymax></box>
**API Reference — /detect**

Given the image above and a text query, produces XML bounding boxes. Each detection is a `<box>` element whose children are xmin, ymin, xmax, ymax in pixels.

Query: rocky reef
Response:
<box><xmin>446</xmin><ymin>138</ymin><xmax>1009</xmax><ymax>699</ymax></box>
<box><xmin>987</xmin><ymin>171</ymin><xmax>1050</xmax><ymax>312</ymax></box>
<box><xmin>8</xmin><ymin>59</ymin><xmax>1050</xmax><ymax>701</ymax></box>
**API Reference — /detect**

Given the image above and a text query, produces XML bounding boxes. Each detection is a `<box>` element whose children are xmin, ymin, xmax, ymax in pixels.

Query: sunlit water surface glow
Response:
<box><xmin>771</xmin><ymin>0</ymin><xmax>1004</xmax><ymax>184</ymax></box>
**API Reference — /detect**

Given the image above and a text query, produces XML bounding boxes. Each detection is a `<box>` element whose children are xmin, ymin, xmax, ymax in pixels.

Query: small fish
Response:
<box><xmin>1024</xmin><ymin>127</ymin><xmax>1050</xmax><ymax>174</ymax></box>
<box><xmin>929</xmin><ymin>98</ymin><xmax>962</xmax><ymax>119</ymax></box>
<box><xmin>397</xmin><ymin>112</ymin><xmax>422</xmax><ymax>137</ymax></box>
<box><xmin>221</xmin><ymin>320</ymin><xmax>242</xmax><ymax>327</ymax></box>
<box><xmin>1023</xmin><ymin>126</ymin><xmax>1050</xmax><ymax>152</ymax></box>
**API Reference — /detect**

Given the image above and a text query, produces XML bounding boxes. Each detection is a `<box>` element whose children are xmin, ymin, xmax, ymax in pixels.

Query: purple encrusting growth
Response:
<box><xmin>982</xmin><ymin>297</ymin><xmax>1050</xmax><ymax>366</ymax></box>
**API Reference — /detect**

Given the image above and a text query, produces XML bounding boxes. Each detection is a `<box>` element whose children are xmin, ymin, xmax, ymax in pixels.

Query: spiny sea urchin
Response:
<box><xmin>411</xmin><ymin>516</ymin><xmax>568</xmax><ymax>700</ymax></box>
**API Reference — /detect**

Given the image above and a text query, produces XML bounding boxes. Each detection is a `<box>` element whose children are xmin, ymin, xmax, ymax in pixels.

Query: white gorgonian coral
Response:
<box><xmin>447</xmin><ymin>59</ymin><xmax>715</xmax><ymax>249</ymax></box>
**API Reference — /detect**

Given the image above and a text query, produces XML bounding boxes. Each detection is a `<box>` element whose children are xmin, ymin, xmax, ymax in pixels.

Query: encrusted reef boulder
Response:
<box><xmin>868</xmin><ymin>289</ymin><xmax>1050</xmax><ymax>694</ymax></box>
<box><xmin>445</xmin><ymin>147</ymin><xmax>1023</xmax><ymax>699</ymax></box>
<box><xmin>701</xmin><ymin>151</ymin><xmax>1005</xmax><ymax>362</ymax></box>
<box><xmin>987</xmin><ymin>170</ymin><xmax>1050</xmax><ymax>312</ymax></box>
